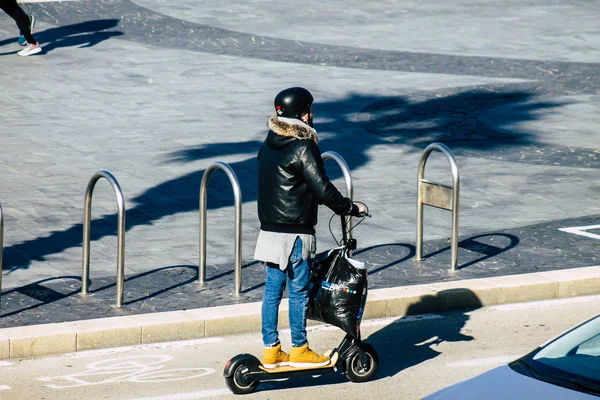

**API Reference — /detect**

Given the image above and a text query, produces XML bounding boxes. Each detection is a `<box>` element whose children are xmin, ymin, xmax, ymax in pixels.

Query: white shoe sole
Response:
<box><xmin>18</xmin><ymin>47</ymin><xmax>41</xmax><ymax>57</ymax></box>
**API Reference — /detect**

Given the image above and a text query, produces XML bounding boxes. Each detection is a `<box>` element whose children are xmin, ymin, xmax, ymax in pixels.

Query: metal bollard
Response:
<box><xmin>81</xmin><ymin>170</ymin><xmax>127</xmax><ymax>307</ymax></box>
<box><xmin>416</xmin><ymin>143</ymin><xmax>460</xmax><ymax>271</ymax></box>
<box><xmin>199</xmin><ymin>162</ymin><xmax>242</xmax><ymax>296</ymax></box>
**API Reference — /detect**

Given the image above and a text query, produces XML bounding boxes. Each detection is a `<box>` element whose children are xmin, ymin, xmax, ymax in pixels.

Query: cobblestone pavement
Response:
<box><xmin>2</xmin><ymin>214</ymin><xmax>599</xmax><ymax>329</ymax></box>
<box><xmin>0</xmin><ymin>1</ymin><xmax>599</xmax><ymax>325</ymax></box>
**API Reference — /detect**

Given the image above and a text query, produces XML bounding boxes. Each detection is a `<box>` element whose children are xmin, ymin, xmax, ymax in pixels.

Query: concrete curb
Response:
<box><xmin>1</xmin><ymin>266</ymin><xmax>600</xmax><ymax>360</ymax></box>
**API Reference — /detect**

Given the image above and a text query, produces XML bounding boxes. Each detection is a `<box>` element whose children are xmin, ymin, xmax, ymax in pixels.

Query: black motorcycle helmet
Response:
<box><xmin>274</xmin><ymin>87</ymin><xmax>314</xmax><ymax>120</ymax></box>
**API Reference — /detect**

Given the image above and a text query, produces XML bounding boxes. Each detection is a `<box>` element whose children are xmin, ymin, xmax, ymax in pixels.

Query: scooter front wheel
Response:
<box><xmin>225</xmin><ymin>363</ymin><xmax>259</xmax><ymax>395</ymax></box>
<box><xmin>346</xmin><ymin>343</ymin><xmax>379</xmax><ymax>383</ymax></box>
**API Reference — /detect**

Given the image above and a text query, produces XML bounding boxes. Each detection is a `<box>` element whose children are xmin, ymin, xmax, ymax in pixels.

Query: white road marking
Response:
<box><xmin>446</xmin><ymin>355</ymin><xmax>519</xmax><ymax>367</ymax></box>
<box><xmin>295</xmin><ymin>314</ymin><xmax>443</xmax><ymax>334</ymax></box>
<box><xmin>489</xmin><ymin>295</ymin><xmax>600</xmax><ymax>312</ymax></box>
<box><xmin>130</xmin><ymin>388</ymin><xmax>231</xmax><ymax>400</ymax></box>
<box><xmin>559</xmin><ymin>225</ymin><xmax>600</xmax><ymax>240</ymax></box>
<box><xmin>66</xmin><ymin>337</ymin><xmax>224</xmax><ymax>358</ymax></box>
<box><xmin>415</xmin><ymin>336</ymin><xmax>442</xmax><ymax>346</ymax></box>
<box><xmin>0</xmin><ymin>361</ymin><xmax>12</xmax><ymax>367</ymax></box>
<box><xmin>367</xmin><ymin>314</ymin><xmax>443</xmax><ymax>325</ymax></box>
<box><xmin>0</xmin><ymin>385</ymin><xmax>11</xmax><ymax>390</ymax></box>
<box><xmin>40</xmin><ymin>356</ymin><xmax>215</xmax><ymax>389</ymax></box>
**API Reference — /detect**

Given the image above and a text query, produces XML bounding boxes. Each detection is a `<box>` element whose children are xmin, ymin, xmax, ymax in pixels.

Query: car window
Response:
<box><xmin>576</xmin><ymin>334</ymin><xmax>600</xmax><ymax>357</ymax></box>
<box><xmin>532</xmin><ymin>317</ymin><xmax>600</xmax><ymax>382</ymax></box>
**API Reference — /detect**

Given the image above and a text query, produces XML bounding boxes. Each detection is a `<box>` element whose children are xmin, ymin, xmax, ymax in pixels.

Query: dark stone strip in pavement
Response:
<box><xmin>26</xmin><ymin>0</ymin><xmax>600</xmax><ymax>95</ymax></box>
<box><xmin>1</xmin><ymin>214</ymin><xmax>599</xmax><ymax>329</ymax></box>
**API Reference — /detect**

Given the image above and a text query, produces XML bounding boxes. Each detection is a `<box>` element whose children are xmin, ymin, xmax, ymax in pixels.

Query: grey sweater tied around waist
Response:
<box><xmin>254</xmin><ymin>230</ymin><xmax>316</xmax><ymax>271</ymax></box>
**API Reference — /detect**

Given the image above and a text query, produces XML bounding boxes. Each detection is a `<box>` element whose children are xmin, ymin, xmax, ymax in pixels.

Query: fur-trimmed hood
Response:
<box><xmin>267</xmin><ymin>114</ymin><xmax>318</xmax><ymax>144</ymax></box>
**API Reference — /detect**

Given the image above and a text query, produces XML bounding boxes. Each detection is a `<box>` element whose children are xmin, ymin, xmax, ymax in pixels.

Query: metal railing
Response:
<box><xmin>322</xmin><ymin>151</ymin><xmax>354</xmax><ymax>253</ymax></box>
<box><xmin>199</xmin><ymin>162</ymin><xmax>242</xmax><ymax>296</ymax></box>
<box><xmin>416</xmin><ymin>143</ymin><xmax>460</xmax><ymax>271</ymax></box>
<box><xmin>81</xmin><ymin>170</ymin><xmax>127</xmax><ymax>307</ymax></box>
<box><xmin>0</xmin><ymin>202</ymin><xmax>3</xmax><ymax>310</ymax></box>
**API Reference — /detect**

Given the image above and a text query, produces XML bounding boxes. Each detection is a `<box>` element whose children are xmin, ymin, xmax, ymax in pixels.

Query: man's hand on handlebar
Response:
<box><xmin>349</xmin><ymin>202</ymin><xmax>370</xmax><ymax>218</ymax></box>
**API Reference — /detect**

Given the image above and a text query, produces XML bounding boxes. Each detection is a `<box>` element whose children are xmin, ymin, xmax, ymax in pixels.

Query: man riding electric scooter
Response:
<box><xmin>254</xmin><ymin>87</ymin><xmax>366</xmax><ymax>369</ymax></box>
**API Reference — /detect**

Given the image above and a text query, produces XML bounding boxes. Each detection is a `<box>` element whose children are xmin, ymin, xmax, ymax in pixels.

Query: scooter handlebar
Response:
<box><xmin>352</xmin><ymin>201</ymin><xmax>371</xmax><ymax>218</ymax></box>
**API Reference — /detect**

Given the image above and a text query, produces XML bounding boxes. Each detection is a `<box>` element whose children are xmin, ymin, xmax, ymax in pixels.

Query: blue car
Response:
<box><xmin>424</xmin><ymin>313</ymin><xmax>600</xmax><ymax>399</ymax></box>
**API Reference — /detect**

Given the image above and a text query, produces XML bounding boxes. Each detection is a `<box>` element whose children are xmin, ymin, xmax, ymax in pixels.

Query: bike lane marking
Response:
<box><xmin>299</xmin><ymin>313</ymin><xmax>443</xmax><ymax>334</ymax></box>
<box><xmin>37</xmin><ymin>355</ymin><xmax>216</xmax><ymax>389</ymax></box>
<box><xmin>489</xmin><ymin>294</ymin><xmax>600</xmax><ymax>312</ymax></box>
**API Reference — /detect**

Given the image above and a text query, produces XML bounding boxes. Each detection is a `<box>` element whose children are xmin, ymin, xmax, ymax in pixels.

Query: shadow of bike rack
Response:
<box><xmin>322</xmin><ymin>151</ymin><xmax>354</xmax><ymax>254</ymax></box>
<box><xmin>81</xmin><ymin>170</ymin><xmax>127</xmax><ymax>307</ymax></box>
<box><xmin>199</xmin><ymin>161</ymin><xmax>242</xmax><ymax>296</ymax></box>
<box><xmin>416</xmin><ymin>142</ymin><xmax>460</xmax><ymax>271</ymax></box>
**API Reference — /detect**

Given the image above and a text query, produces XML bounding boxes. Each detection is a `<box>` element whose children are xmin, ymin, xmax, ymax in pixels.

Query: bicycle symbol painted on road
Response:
<box><xmin>38</xmin><ymin>355</ymin><xmax>215</xmax><ymax>389</ymax></box>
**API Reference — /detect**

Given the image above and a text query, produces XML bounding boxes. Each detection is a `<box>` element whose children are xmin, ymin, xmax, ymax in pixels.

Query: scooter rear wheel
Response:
<box><xmin>346</xmin><ymin>343</ymin><xmax>378</xmax><ymax>383</ymax></box>
<box><xmin>225</xmin><ymin>363</ymin><xmax>259</xmax><ymax>395</ymax></box>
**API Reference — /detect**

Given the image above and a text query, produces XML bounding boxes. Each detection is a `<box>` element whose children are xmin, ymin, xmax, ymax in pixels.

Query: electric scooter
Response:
<box><xmin>224</xmin><ymin>210</ymin><xmax>378</xmax><ymax>394</ymax></box>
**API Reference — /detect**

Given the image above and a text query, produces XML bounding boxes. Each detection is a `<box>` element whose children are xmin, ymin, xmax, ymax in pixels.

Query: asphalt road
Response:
<box><xmin>1</xmin><ymin>295</ymin><xmax>598</xmax><ymax>399</ymax></box>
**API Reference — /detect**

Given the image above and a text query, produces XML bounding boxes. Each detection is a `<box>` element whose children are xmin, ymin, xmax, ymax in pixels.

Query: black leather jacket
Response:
<box><xmin>257</xmin><ymin>115</ymin><xmax>353</xmax><ymax>234</ymax></box>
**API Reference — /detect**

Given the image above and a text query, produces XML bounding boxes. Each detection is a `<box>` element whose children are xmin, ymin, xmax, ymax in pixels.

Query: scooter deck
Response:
<box><xmin>259</xmin><ymin>352</ymin><xmax>339</xmax><ymax>373</ymax></box>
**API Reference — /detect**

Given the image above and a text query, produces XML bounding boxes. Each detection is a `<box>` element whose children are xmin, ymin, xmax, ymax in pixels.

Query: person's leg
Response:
<box><xmin>287</xmin><ymin>238</ymin><xmax>310</xmax><ymax>347</ymax></box>
<box><xmin>287</xmin><ymin>237</ymin><xmax>330</xmax><ymax>367</ymax></box>
<box><xmin>18</xmin><ymin>14</ymin><xmax>35</xmax><ymax>46</ymax></box>
<box><xmin>261</xmin><ymin>262</ymin><xmax>289</xmax><ymax>368</ymax></box>
<box><xmin>262</xmin><ymin>262</ymin><xmax>286</xmax><ymax>346</ymax></box>
<box><xmin>1</xmin><ymin>0</ymin><xmax>36</xmax><ymax>44</ymax></box>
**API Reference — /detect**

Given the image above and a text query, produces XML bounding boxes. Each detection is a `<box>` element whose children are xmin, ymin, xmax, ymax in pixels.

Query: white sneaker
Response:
<box><xmin>18</xmin><ymin>43</ymin><xmax>42</xmax><ymax>57</ymax></box>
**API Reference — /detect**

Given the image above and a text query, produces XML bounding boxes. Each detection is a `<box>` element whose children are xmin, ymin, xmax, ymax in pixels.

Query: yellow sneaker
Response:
<box><xmin>289</xmin><ymin>344</ymin><xmax>330</xmax><ymax>368</ymax></box>
<box><xmin>262</xmin><ymin>343</ymin><xmax>290</xmax><ymax>368</ymax></box>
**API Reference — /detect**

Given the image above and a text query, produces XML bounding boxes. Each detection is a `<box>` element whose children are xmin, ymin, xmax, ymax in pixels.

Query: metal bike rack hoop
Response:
<box><xmin>322</xmin><ymin>151</ymin><xmax>354</xmax><ymax>253</ymax></box>
<box><xmin>81</xmin><ymin>170</ymin><xmax>127</xmax><ymax>307</ymax></box>
<box><xmin>199</xmin><ymin>162</ymin><xmax>242</xmax><ymax>296</ymax></box>
<box><xmin>416</xmin><ymin>143</ymin><xmax>460</xmax><ymax>271</ymax></box>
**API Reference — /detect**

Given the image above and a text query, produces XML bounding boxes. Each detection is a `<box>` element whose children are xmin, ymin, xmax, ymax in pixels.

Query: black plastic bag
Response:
<box><xmin>307</xmin><ymin>247</ymin><xmax>367</xmax><ymax>340</ymax></box>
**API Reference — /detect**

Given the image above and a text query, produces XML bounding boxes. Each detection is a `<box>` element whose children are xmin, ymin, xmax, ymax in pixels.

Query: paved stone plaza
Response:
<box><xmin>0</xmin><ymin>0</ymin><xmax>599</xmax><ymax>325</ymax></box>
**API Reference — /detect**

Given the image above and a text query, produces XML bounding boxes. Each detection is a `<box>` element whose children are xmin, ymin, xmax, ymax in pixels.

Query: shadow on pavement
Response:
<box><xmin>367</xmin><ymin>289</ymin><xmax>481</xmax><ymax>379</ymax></box>
<box><xmin>421</xmin><ymin>233</ymin><xmax>521</xmax><ymax>270</ymax></box>
<box><xmin>0</xmin><ymin>261</ymin><xmax>269</xmax><ymax>325</ymax></box>
<box><xmin>258</xmin><ymin>289</ymin><xmax>481</xmax><ymax>392</ymax></box>
<box><xmin>0</xmin><ymin>19</ymin><xmax>122</xmax><ymax>55</ymax></box>
<box><xmin>355</xmin><ymin>243</ymin><xmax>416</xmax><ymax>275</ymax></box>
<box><xmin>0</xmin><ymin>276</ymin><xmax>82</xmax><ymax>319</ymax></box>
<box><xmin>0</xmin><ymin>266</ymin><xmax>201</xmax><ymax>319</ymax></box>
<box><xmin>1</xmin><ymin>89</ymin><xmax>560</xmax><ymax>275</ymax></box>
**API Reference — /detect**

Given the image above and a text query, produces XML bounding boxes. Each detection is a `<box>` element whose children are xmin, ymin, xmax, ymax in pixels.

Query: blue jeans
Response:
<box><xmin>262</xmin><ymin>237</ymin><xmax>310</xmax><ymax>347</ymax></box>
